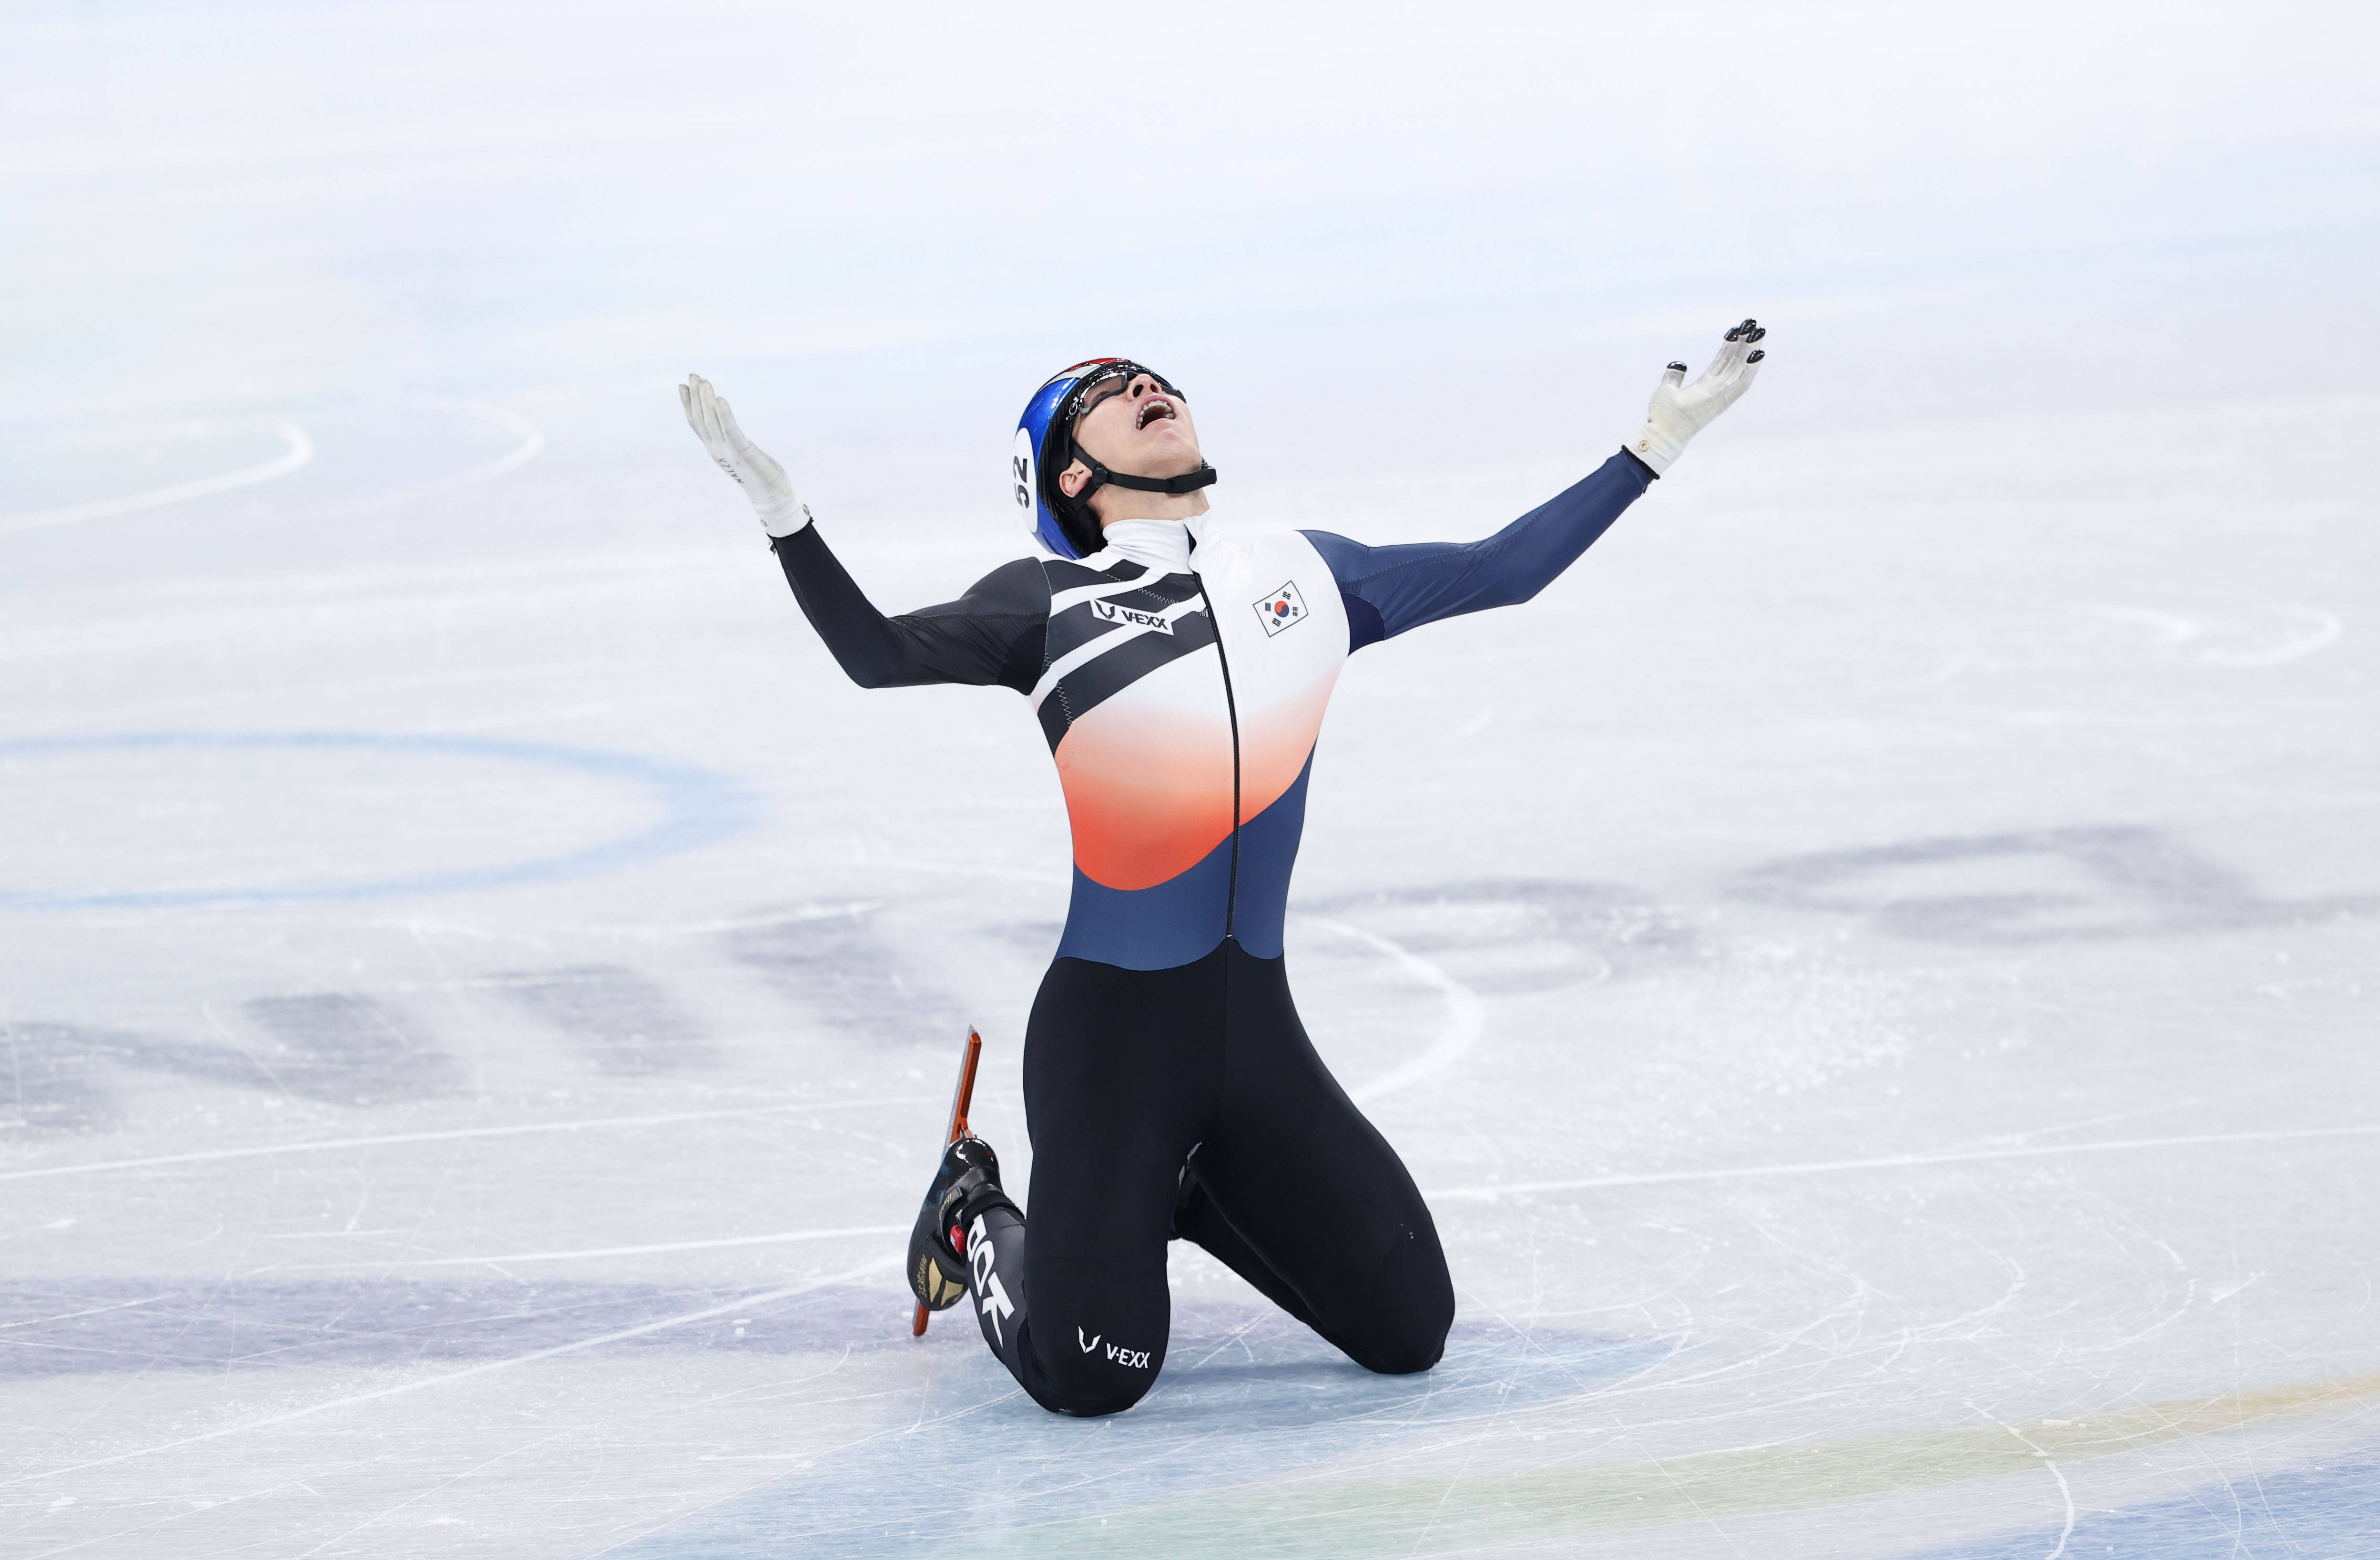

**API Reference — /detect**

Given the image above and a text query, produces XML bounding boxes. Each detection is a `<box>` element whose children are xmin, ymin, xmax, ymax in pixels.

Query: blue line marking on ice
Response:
<box><xmin>0</xmin><ymin>731</ymin><xmax>758</xmax><ymax>910</ymax></box>
<box><xmin>1894</xmin><ymin>1440</ymin><xmax>2380</xmax><ymax>1559</ymax></box>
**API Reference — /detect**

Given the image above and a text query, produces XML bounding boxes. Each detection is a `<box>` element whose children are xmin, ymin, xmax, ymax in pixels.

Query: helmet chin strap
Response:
<box><xmin>1073</xmin><ymin>449</ymin><xmax>1218</xmax><ymax>499</ymax></box>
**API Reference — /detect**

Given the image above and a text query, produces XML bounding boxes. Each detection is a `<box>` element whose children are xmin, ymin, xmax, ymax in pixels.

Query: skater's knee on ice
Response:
<box><xmin>1026</xmin><ymin>1347</ymin><xmax>1160</xmax><ymax>1417</ymax></box>
<box><xmin>1338</xmin><ymin>1285</ymin><xmax>1451</xmax><ymax>1375</ymax></box>
<box><xmin>1029</xmin><ymin>1374</ymin><xmax>1157</xmax><ymax>1418</ymax></box>
<box><xmin>1343</xmin><ymin>1308</ymin><xmax>1451</xmax><ymax>1375</ymax></box>
<box><xmin>1348</xmin><ymin>1317</ymin><xmax>1448</xmax><ymax>1376</ymax></box>
<box><xmin>1338</xmin><ymin>1232</ymin><xmax>1454</xmax><ymax>1376</ymax></box>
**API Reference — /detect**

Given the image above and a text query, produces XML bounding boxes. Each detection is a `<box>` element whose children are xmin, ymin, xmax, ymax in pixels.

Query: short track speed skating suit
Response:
<box><xmin>773</xmin><ymin>449</ymin><xmax>1653</xmax><ymax>1415</ymax></box>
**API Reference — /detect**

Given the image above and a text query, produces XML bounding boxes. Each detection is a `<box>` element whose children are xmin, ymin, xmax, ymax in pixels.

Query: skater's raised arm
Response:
<box><xmin>1302</xmin><ymin>453</ymin><xmax>1651</xmax><ymax>651</ymax></box>
<box><xmin>768</xmin><ymin>530</ymin><xmax>1047</xmax><ymax>692</ymax></box>
<box><xmin>1303</xmin><ymin>320</ymin><xmax>1767</xmax><ymax>652</ymax></box>
<box><xmin>681</xmin><ymin>374</ymin><xmax>1046</xmax><ymax>693</ymax></box>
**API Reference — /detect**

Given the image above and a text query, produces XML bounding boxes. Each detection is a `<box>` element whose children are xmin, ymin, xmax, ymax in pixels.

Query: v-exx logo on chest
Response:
<box><xmin>1091</xmin><ymin>599</ymin><xmax>1175</xmax><ymax>634</ymax></box>
<box><xmin>1252</xmin><ymin>581</ymin><xmax>1308</xmax><ymax>637</ymax></box>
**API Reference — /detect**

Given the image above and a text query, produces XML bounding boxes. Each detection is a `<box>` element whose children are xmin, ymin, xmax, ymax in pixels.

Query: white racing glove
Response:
<box><xmin>680</xmin><ymin>373</ymin><xmax>810</xmax><ymax>537</ymax></box>
<box><xmin>1626</xmin><ymin>318</ymin><xmax>1768</xmax><ymax>476</ymax></box>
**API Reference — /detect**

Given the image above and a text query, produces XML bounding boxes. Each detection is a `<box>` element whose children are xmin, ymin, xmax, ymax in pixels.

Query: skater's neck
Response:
<box><xmin>1093</xmin><ymin>516</ymin><xmax>1199</xmax><ymax>572</ymax></box>
<box><xmin>1087</xmin><ymin>485</ymin><xmax>1210</xmax><ymax>527</ymax></box>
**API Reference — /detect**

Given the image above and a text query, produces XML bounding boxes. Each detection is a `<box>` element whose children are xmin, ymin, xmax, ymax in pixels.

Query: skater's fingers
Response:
<box><xmin>1736</xmin><ymin>322</ymin><xmax>1770</xmax><ymax>374</ymax></box>
<box><xmin>1716</xmin><ymin>318</ymin><xmax>1765</xmax><ymax>376</ymax></box>
<box><xmin>697</xmin><ymin>382</ymin><xmax>731</xmax><ymax>448</ymax></box>
<box><xmin>1727</xmin><ymin>344</ymin><xmax>1766</xmax><ymax>399</ymax></box>
<box><xmin>1719</xmin><ymin>321</ymin><xmax>1763</xmax><ymax>375</ymax></box>
<box><xmin>1662</xmin><ymin>361</ymin><xmax>1689</xmax><ymax>388</ymax></box>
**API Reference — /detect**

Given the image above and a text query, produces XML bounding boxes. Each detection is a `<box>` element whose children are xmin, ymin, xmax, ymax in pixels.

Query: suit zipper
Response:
<box><xmin>1194</xmin><ymin>572</ymin><xmax>1241</xmax><ymax>942</ymax></box>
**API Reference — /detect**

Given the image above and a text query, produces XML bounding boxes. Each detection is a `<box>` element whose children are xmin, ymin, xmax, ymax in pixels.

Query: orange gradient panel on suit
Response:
<box><xmin>1055</xmin><ymin>653</ymin><xmax>1236</xmax><ymax>890</ymax></box>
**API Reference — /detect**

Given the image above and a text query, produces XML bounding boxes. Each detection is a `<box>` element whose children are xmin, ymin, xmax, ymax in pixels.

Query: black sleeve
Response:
<box><xmin>769</xmin><ymin>524</ymin><xmax>1048</xmax><ymax>694</ymax></box>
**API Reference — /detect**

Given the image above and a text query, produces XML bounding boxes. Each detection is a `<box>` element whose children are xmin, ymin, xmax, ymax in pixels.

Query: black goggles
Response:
<box><xmin>1059</xmin><ymin>362</ymin><xmax>1184</xmax><ymax>426</ymax></box>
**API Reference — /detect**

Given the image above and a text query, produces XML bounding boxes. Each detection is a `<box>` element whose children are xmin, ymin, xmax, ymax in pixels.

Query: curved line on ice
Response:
<box><xmin>303</xmin><ymin>399</ymin><xmax>547</xmax><ymax>517</ymax></box>
<box><xmin>0</xmin><ymin>417</ymin><xmax>315</xmax><ymax>535</ymax></box>
<box><xmin>440</xmin><ymin>400</ymin><xmax>546</xmax><ymax>485</ymax></box>
<box><xmin>2201</xmin><ymin>604</ymin><xmax>2341</xmax><ymax>667</ymax></box>
<box><xmin>1292</xmin><ymin>912</ymin><xmax>1484</xmax><ymax>1105</ymax></box>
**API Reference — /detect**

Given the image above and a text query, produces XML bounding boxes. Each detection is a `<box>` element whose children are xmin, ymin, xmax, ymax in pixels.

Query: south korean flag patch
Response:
<box><xmin>1252</xmin><ymin>581</ymin><xmax>1309</xmax><ymax>637</ymax></box>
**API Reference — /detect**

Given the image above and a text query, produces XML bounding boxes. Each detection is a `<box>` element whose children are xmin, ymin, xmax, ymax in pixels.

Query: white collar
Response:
<box><xmin>1087</xmin><ymin>517</ymin><xmax>1200</xmax><ymax>574</ymax></box>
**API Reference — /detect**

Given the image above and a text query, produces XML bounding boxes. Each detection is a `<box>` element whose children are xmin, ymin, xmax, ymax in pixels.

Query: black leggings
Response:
<box><xmin>962</xmin><ymin>939</ymin><xmax>1454</xmax><ymax>1417</ymax></box>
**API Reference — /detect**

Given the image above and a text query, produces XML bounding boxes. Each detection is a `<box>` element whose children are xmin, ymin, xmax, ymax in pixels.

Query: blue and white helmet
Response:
<box><xmin>1012</xmin><ymin>358</ymin><xmax>1216</xmax><ymax>560</ymax></box>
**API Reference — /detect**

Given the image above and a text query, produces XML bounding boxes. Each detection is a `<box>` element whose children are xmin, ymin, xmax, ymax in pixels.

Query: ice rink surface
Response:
<box><xmin>4</xmin><ymin>3</ymin><xmax>2377</xmax><ymax>1555</ymax></box>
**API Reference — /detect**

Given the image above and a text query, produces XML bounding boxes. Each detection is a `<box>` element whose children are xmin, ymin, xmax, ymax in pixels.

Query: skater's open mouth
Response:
<box><xmin>1135</xmin><ymin>398</ymin><xmax>1177</xmax><ymax>431</ymax></box>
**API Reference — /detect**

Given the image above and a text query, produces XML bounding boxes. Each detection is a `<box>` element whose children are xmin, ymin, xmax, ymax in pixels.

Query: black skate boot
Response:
<box><xmin>907</xmin><ymin>1135</ymin><xmax>1010</xmax><ymax>1311</ymax></box>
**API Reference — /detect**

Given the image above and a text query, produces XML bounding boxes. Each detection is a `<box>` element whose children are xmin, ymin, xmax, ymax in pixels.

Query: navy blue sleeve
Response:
<box><xmin>1302</xmin><ymin>449</ymin><xmax>1655</xmax><ymax>651</ymax></box>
